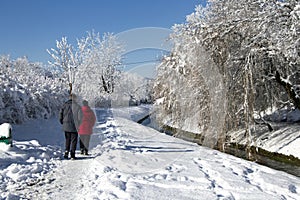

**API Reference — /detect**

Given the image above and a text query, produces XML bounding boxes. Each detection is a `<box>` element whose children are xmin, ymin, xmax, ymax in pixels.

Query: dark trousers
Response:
<box><xmin>65</xmin><ymin>132</ymin><xmax>78</xmax><ymax>157</ymax></box>
<box><xmin>79</xmin><ymin>135</ymin><xmax>91</xmax><ymax>152</ymax></box>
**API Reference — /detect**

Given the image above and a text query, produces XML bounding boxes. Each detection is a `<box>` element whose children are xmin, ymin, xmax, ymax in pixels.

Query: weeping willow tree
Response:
<box><xmin>154</xmin><ymin>0</ymin><xmax>299</xmax><ymax>156</ymax></box>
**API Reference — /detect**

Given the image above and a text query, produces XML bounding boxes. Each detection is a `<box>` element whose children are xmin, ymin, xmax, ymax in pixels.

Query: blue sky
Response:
<box><xmin>0</xmin><ymin>0</ymin><xmax>205</xmax><ymax>68</ymax></box>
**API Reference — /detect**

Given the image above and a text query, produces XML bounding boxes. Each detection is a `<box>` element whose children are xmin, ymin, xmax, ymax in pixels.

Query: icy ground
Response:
<box><xmin>1</xmin><ymin>106</ymin><xmax>300</xmax><ymax>199</ymax></box>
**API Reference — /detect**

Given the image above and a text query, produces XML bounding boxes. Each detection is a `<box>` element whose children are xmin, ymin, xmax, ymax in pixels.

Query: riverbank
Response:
<box><xmin>158</xmin><ymin>123</ymin><xmax>300</xmax><ymax>177</ymax></box>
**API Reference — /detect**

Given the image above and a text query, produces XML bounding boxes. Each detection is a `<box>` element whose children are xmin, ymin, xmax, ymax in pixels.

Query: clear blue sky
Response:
<box><xmin>0</xmin><ymin>0</ymin><xmax>206</xmax><ymax>65</ymax></box>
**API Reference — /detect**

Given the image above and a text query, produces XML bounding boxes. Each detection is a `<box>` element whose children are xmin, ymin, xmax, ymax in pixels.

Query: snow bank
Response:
<box><xmin>0</xmin><ymin>140</ymin><xmax>61</xmax><ymax>199</ymax></box>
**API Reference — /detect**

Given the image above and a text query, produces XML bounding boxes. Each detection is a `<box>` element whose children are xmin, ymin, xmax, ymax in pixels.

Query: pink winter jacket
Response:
<box><xmin>78</xmin><ymin>106</ymin><xmax>96</xmax><ymax>135</ymax></box>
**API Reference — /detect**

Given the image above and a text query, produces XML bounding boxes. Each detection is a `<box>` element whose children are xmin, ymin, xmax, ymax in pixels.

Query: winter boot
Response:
<box><xmin>70</xmin><ymin>152</ymin><xmax>76</xmax><ymax>160</ymax></box>
<box><xmin>84</xmin><ymin>150</ymin><xmax>89</xmax><ymax>156</ymax></box>
<box><xmin>64</xmin><ymin>151</ymin><xmax>69</xmax><ymax>159</ymax></box>
<box><xmin>80</xmin><ymin>149</ymin><xmax>84</xmax><ymax>155</ymax></box>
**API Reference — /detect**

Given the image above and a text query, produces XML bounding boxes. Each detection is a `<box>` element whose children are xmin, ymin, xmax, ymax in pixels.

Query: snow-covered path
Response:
<box><xmin>7</xmin><ymin>116</ymin><xmax>299</xmax><ymax>200</ymax></box>
<box><xmin>1</xmin><ymin>106</ymin><xmax>300</xmax><ymax>199</ymax></box>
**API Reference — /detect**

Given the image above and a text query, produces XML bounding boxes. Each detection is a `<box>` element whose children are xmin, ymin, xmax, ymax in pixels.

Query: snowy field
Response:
<box><xmin>0</xmin><ymin>105</ymin><xmax>300</xmax><ymax>199</ymax></box>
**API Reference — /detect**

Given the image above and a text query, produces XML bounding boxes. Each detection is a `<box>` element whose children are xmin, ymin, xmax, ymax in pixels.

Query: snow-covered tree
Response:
<box><xmin>47</xmin><ymin>37</ymin><xmax>80</xmax><ymax>94</ymax></box>
<box><xmin>154</xmin><ymin>0</ymin><xmax>300</xmax><ymax>151</ymax></box>
<box><xmin>74</xmin><ymin>31</ymin><xmax>123</xmax><ymax>105</ymax></box>
<box><xmin>111</xmin><ymin>72</ymin><xmax>153</xmax><ymax>107</ymax></box>
<box><xmin>48</xmin><ymin>31</ymin><xmax>123</xmax><ymax>105</ymax></box>
<box><xmin>194</xmin><ymin>0</ymin><xmax>299</xmax><ymax>121</ymax></box>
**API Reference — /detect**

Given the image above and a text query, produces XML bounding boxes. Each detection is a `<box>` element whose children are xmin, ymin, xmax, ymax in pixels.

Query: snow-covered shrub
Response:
<box><xmin>0</xmin><ymin>55</ymin><xmax>67</xmax><ymax>124</ymax></box>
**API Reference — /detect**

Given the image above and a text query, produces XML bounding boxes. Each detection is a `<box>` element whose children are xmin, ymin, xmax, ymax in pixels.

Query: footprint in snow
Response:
<box><xmin>288</xmin><ymin>184</ymin><xmax>297</xmax><ymax>193</ymax></box>
<box><xmin>103</xmin><ymin>166</ymin><xmax>115</xmax><ymax>173</ymax></box>
<box><xmin>165</xmin><ymin>164</ymin><xmax>186</xmax><ymax>173</ymax></box>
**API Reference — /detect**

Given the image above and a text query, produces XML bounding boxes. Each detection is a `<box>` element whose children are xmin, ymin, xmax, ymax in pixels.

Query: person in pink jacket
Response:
<box><xmin>78</xmin><ymin>100</ymin><xmax>96</xmax><ymax>155</ymax></box>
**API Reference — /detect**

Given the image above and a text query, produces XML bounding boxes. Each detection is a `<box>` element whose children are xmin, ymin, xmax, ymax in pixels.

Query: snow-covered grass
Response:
<box><xmin>0</xmin><ymin>105</ymin><xmax>300</xmax><ymax>199</ymax></box>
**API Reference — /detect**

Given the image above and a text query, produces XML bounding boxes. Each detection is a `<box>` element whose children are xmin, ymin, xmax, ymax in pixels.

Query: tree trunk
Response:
<box><xmin>101</xmin><ymin>75</ymin><xmax>108</xmax><ymax>93</ymax></box>
<box><xmin>275</xmin><ymin>71</ymin><xmax>300</xmax><ymax>109</ymax></box>
<box><xmin>69</xmin><ymin>83</ymin><xmax>72</xmax><ymax>95</ymax></box>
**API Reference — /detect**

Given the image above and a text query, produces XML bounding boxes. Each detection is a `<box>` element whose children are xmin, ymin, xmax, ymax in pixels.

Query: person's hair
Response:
<box><xmin>82</xmin><ymin>100</ymin><xmax>88</xmax><ymax>106</ymax></box>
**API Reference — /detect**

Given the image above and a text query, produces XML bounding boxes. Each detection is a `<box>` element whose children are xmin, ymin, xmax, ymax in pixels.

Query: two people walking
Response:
<box><xmin>59</xmin><ymin>94</ymin><xmax>96</xmax><ymax>159</ymax></box>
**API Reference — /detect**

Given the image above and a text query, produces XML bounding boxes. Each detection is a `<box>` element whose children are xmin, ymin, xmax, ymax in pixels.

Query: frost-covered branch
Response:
<box><xmin>47</xmin><ymin>37</ymin><xmax>79</xmax><ymax>94</ymax></box>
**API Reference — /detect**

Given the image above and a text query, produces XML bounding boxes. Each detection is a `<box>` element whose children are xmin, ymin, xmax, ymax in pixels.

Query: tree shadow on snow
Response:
<box><xmin>122</xmin><ymin>145</ymin><xmax>194</xmax><ymax>153</ymax></box>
